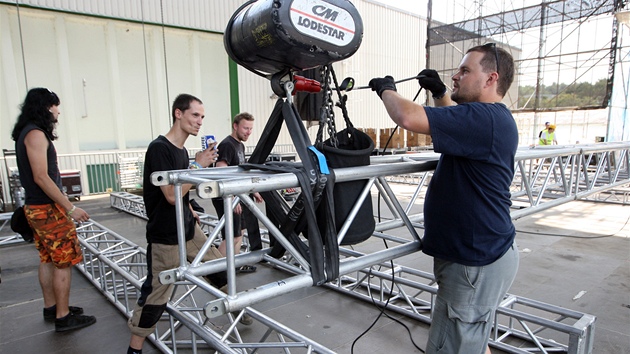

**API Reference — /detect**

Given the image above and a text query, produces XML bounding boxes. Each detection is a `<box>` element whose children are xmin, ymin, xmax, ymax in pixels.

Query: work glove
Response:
<box><xmin>417</xmin><ymin>69</ymin><xmax>447</xmax><ymax>99</ymax></box>
<box><xmin>368</xmin><ymin>76</ymin><xmax>397</xmax><ymax>99</ymax></box>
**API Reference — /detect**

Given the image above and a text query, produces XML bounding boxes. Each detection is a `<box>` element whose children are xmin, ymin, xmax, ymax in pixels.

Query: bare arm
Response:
<box><xmin>25</xmin><ymin>130</ymin><xmax>89</xmax><ymax>221</ymax></box>
<box><xmin>380</xmin><ymin>91</ymin><xmax>430</xmax><ymax>134</ymax></box>
<box><xmin>380</xmin><ymin>89</ymin><xmax>455</xmax><ymax>135</ymax></box>
<box><xmin>159</xmin><ymin>145</ymin><xmax>218</xmax><ymax>205</ymax></box>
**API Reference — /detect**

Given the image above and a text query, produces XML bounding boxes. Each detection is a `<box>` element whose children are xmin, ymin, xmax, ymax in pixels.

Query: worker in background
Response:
<box><xmin>212</xmin><ymin>112</ymin><xmax>263</xmax><ymax>274</ymax></box>
<box><xmin>539</xmin><ymin>124</ymin><xmax>558</xmax><ymax>145</ymax></box>
<box><xmin>538</xmin><ymin>121</ymin><xmax>550</xmax><ymax>139</ymax></box>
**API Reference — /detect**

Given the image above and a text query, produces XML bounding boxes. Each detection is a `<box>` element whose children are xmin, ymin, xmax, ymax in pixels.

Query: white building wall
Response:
<box><xmin>0</xmin><ymin>0</ymin><xmax>613</xmax><ymax>155</ymax></box>
<box><xmin>0</xmin><ymin>3</ymin><xmax>233</xmax><ymax>153</ymax></box>
<box><xmin>338</xmin><ymin>1</ymin><xmax>425</xmax><ymax>145</ymax></box>
<box><xmin>1</xmin><ymin>0</ymin><xmax>244</xmax><ymax>32</ymax></box>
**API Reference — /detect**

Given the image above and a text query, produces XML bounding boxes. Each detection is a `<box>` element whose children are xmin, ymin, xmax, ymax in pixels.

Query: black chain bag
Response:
<box><xmin>11</xmin><ymin>206</ymin><xmax>34</xmax><ymax>242</ymax></box>
<box><xmin>320</xmin><ymin>127</ymin><xmax>375</xmax><ymax>245</ymax></box>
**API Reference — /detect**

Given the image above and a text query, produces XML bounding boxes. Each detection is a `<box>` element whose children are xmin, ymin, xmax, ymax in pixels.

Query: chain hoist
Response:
<box><xmin>317</xmin><ymin>65</ymin><xmax>339</xmax><ymax>148</ymax></box>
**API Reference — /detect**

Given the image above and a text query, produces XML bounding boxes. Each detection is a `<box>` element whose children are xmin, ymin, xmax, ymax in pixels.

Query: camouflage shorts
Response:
<box><xmin>24</xmin><ymin>203</ymin><xmax>82</xmax><ymax>268</ymax></box>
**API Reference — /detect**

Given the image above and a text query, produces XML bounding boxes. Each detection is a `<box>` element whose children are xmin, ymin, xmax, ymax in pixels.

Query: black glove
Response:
<box><xmin>417</xmin><ymin>69</ymin><xmax>447</xmax><ymax>99</ymax></box>
<box><xmin>368</xmin><ymin>76</ymin><xmax>397</xmax><ymax>99</ymax></box>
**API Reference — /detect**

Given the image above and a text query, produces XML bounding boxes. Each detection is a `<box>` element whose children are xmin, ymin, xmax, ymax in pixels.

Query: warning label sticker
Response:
<box><xmin>290</xmin><ymin>0</ymin><xmax>356</xmax><ymax>47</ymax></box>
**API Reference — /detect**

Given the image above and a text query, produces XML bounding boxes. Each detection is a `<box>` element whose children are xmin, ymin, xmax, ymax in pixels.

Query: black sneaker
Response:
<box><xmin>55</xmin><ymin>312</ymin><xmax>96</xmax><ymax>332</ymax></box>
<box><xmin>44</xmin><ymin>305</ymin><xmax>84</xmax><ymax>321</ymax></box>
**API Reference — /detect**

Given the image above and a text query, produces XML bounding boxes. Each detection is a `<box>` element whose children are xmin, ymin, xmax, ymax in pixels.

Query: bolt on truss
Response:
<box><xmin>90</xmin><ymin>141</ymin><xmax>630</xmax><ymax>353</ymax></box>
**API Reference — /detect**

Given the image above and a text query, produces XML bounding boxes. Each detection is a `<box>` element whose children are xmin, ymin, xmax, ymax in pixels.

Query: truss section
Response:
<box><xmin>74</xmin><ymin>220</ymin><xmax>334</xmax><ymax>354</ymax></box>
<box><xmin>110</xmin><ymin>192</ymin><xmax>147</xmax><ymax>219</ymax></box>
<box><xmin>428</xmin><ymin>0</ymin><xmax>617</xmax><ymax>46</ymax></box>
<box><xmin>384</xmin><ymin>142</ymin><xmax>630</xmax><ymax>220</ymax></box>
<box><xmin>82</xmin><ymin>143</ymin><xmax>630</xmax><ymax>353</ymax></box>
<box><xmin>510</xmin><ymin>142</ymin><xmax>630</xmax><ymax>218</ymax></box>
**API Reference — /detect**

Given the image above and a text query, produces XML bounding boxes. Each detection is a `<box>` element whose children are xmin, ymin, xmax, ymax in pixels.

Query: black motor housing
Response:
<box><xmin>225</xmin><ymin>0</ymin><xmax>363</xmax><ymax>76</ymax></box>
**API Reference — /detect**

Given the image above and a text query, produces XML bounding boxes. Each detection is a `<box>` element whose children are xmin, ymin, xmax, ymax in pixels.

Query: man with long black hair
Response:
<box><xmin>12</xmin><ymin>88</ymin><xmax>96</xmax><ymax>332</ymax></box>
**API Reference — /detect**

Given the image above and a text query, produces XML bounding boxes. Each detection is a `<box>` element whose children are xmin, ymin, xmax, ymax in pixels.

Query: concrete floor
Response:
<box><xmin>0</xmin><ymin>192</ymin><xmax>628</xmax><ymax>354</ymax></box>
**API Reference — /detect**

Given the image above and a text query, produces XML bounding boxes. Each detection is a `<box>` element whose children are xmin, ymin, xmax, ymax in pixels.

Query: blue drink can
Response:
<box><xmin>201</xmin><ymin>135</ymin><xmax>216</xmax><ymax>150</ymax></box>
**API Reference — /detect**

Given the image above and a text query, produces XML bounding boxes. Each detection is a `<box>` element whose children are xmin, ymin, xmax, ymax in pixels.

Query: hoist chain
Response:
<box><xmin>319</xmin><ymin>65</ymin><xmax>338</xmax><ymax>147</ymax></box>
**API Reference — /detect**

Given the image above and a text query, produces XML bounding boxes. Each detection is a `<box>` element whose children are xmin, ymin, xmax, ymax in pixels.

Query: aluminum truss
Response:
<box><xmin>74</xmin><ymin>220</ymin><xmax>333</xmax><ymax>354</ymax></box>
<box><xmin>79</xmin><ymin>142</ymin><xmax>630</xmax><ymax>353</ymax></box>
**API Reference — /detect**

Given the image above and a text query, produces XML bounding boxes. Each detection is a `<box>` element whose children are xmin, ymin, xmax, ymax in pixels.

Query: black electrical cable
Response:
<box><xmin>350</xmin><ymin>261</ymin><xmax>425</xmax><ymax>353</ymax></box>
<box><xmin>380</xmin><ymin>87</ymin><xmax>424</xmax><ymax>156</ymax></box>
<box><xmin>355</xmin><ymin>84</ymin><xmax>426</xmax><ymax>353</ymax></box>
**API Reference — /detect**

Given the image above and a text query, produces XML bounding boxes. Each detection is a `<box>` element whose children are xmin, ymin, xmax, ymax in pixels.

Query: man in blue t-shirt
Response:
<box><xmin>369</xmin><ymin>44</ymin><xmax>519</xmax><ymax>354</ymax></box>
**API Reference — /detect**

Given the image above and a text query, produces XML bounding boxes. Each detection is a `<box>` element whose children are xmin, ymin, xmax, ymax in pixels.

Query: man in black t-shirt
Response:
<box><xmin>12</xmin><ymin>88</ymin><xmax>95</xmax><ymax>332</ymax></box>
<box><xmin>127</xmin><ymin>94</ymin><xmax>241</xmax><ymax>354</ymax></box>
<box><xmin>212</xmin><ymin>112</ymin><xmax>263</xmax><ymax>273</ymax></box>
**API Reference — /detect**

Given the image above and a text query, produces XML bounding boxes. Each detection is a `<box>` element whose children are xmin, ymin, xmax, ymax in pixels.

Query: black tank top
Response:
<box><xmin>16</xmin><ymin>124</ymin><xmax>62</xmax><ymax>205</ymax></box>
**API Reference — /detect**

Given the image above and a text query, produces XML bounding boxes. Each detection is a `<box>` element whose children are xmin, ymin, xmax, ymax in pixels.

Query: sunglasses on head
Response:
<box><xmin>482</xmin><ymin>43</ymin><xmax>500</xmax><ymax>74</ymax></box>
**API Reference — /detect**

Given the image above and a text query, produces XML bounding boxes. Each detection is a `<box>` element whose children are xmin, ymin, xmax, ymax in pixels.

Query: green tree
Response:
<box><xmin>518</xmin><ymin>79</ymin><xmax>607</xmax><ymax>109</ymax></box>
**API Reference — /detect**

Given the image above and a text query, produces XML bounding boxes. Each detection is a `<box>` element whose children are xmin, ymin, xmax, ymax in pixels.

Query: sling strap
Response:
<box><xmin>244</xmin><ymin>96</ymin><xmax>338</xmax><ymax>284</ymax></box>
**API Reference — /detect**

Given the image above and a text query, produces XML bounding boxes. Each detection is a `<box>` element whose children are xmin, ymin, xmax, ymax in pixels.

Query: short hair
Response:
<box><xmin>233</xmin><ymin>112</ymin><xmax>254</xmax><ymax>125</ymax></box>
<box><xmin>467</xmin><ymin>44</ymin><xmax>515</xmax><ymax>97</ymax></box>
<box><xmin>171</xmin><ymin>94</ymin><xmax>202</xmax><ymax>123</ymax></box>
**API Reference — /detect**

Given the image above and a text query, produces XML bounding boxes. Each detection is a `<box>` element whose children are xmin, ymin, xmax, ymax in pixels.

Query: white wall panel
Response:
<box><xmin>0</xmin><ymin>0</ymin><xmax>247</xmax><ymax>32</ymax></box>
<box><xmin>0</xmin><ymin>4</ymin><xmax>231</xmax><ymax>153</ymax></box>
<box><xmin>344</xmin><ymin>1</ymin><xmax>425</xmax><ymax>146</ymax></box>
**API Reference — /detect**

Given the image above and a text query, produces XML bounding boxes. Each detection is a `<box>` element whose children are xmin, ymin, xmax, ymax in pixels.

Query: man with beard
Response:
<box><xmin>212</xmin><ymin>112</ymin><xmax>262</xmax><ymax>274</ymax></box>
<box><xmin>368</xmin><ymin>44</ymin><xmax>520</xmax><ymax>354</ymax></box>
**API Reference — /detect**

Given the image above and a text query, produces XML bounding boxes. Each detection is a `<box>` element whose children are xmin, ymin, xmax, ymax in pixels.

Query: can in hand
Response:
<box><xmin>201</xmin><ymin>135</ymin><xmax>216</xmax><ymax>150</ymax></box>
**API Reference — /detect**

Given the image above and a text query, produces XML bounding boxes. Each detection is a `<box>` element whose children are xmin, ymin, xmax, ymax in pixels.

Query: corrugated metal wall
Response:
<box><xmin>0</xmin><ymin>3</ymin><xmax>235</xmax><ymax>153</ymax></box>
<box><xmin>3</xmin><ymin>0</ymin><xmax>244</xmax><ymax>32</ymax></box>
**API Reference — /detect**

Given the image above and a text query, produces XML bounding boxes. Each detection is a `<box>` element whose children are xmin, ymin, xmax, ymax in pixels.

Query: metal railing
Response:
<box><xmin>0</xmin><ymin>145</ymin><xmax>297</xmax><ymax>211</ymax></box>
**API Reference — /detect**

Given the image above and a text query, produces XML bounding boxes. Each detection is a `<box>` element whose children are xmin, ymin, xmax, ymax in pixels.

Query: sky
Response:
<box><xmin>366</xmin><ymin>0</ymin><xmax>611</xmax><ymax>86</ymax></box>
